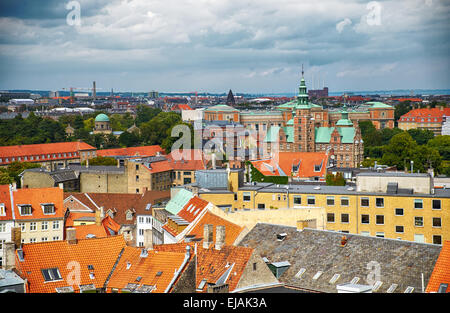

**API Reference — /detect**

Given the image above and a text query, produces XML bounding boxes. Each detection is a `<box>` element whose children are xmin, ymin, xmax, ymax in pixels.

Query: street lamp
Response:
<box><xmin>411</xmin><ymin>160</ymin><xmax>414</xmax><ymax>173</ymax></box>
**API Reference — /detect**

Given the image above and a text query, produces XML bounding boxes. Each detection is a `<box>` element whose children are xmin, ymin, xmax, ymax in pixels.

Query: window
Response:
<box><xmin>375</xmin><ymin>232</ymin><xmax>385</xmax><ymax>238</ymax></box>
<box><xmin>432</xmin><ymin>217</ymin><xmax>441</xmax><ymax>228</ymax></box>
<box><xmin>326</xmin><ymin>196</ymin><xmax>334</xmax><ymax>206</ymax></box>
<box><xmin>53</xmin><ymin>221</ymin><xmax>60</xmax><ymax>230</ymax></box>
<box><xmin>433</xmin><ymin>235</ymin><xmax>442</xmax><ymax>245</ymax></box>
<box><xmin>432</xmin><ymin>200</ymin><xmax>441</xmax><ymax>210</ymax></box>
<box><xmin>376</xmin><ymin>215</ymin><xmax>384</xmax><ymax>225</ymax></box>
<box><xmin>293</xmin><ymin>196</ymin><xmax>301</xmax><ymax>205</ymax></box>
<box><xmin>395</xmin><ymin>226</ymin><xmax>404</xmax><ymax>233</ymax></box>
<box><xmin>243</xmin><ymin>192</ymin><xmax>251</xmax><ymax>202</ymax></box>
<box><xmin>42</xmin><ymin>204</ymin><xmax>55</xmax><ymax>215</ymax></box>
<box><xmin>414</xmin><ymin>234</ymin><xmax>425</xmax><ymax>243</ymax></box>
<box><xmin>53</xmin><ymin>236</ymin><xmax>60</xmax><ymax>241</ymax></box>
<box><xmin>0</xmin><ymin>223</ymin><xmax>6</xmax><ymax>233</ymax></box>
<box><xmin>361</xmin><ymin>214</ymin><xmax>370</xmax><ymax>224</ymax></box>
<box><xmin>327</xmin><ymin>213</ymin><xmax>335</xmax><ymax>223</ymax></box>
<box><xmin>30</xmin><ymin>222</ymin><xmax>37</xmax><ymax>231</ymax></box>
<box><xmin>139</xmin><ymin>229</ymin><xmax>144</xmax><ymax>236</ymax></box>
<box><xmin>257</xmin><ymin>203</ymin><xmax>265</xmax><ymax>210</ymax></box>
<box><xmin>340</xmin><ymin>197</ymin><xmax>349</xmax><ymax>206</ymax></box>
<box><xmin>375</xmin><ymin>198</ymin><xmax>384</xmax><ymax>208</ymax></box>
<box><xmin>136</xmin><ymin>175</ymin><xmax>139</xmax><ymax>182</ymax></box>
<box><xmin>0</xmin><ymin>204</ymin><xmax>5</xmax><ymax>216</ymax></box>
<box><xmin>19</xmin><ymin>223</ymin><xmax>25</xmax><ymax>232</ymax></box>
<box><xmin>29</xmin><ymin>238</ymin><xmax>36</xmax><ymax>243</ymax></box>
<box><xmin>414</xmin><ymin>199</ymin><xmax>423</xmax><ymax>209</ymax></box>
<box><xmin>414</xmin><ymin>216</ymin><xmax>424</xmax><ymax>227</ymax></box>
<box><xmin>19</xmin><ymin>205</ymin><xmax>32</xmax><ymax>216</ymax></box>
<box><xmin>253</xmin><ymin>263</ymin><xmax>257</xmax><ymax>271</ymax></box>
<box><xmin>41</xmin><ymin>221</ymin><xmax>48</xmax><ymax>231</ymax></box>
<box><xmin>360</xmin><ymin>231</ymin><xmax>370</xmax><ymax>236</ymax></box>
<box><xmin>135</xmin><ymin>164</ymin><xmax>139</xmax><ymax>171</ymax></box>
<box><xmin>183</xmin><ymin>171</ymin><xmax>192</xmax><ymax>176</ymax></box>
<box><xmin>360</xmin><ymin>198</ymin><xmax>369</xmax><ymax>207</ymax></box>
<box><xmin>307</xmin><ymin>196</ymin><xmax>315</xmax><ymax>205</ymax></box>
<box><xmin>395</xmin><ymin>208</ymin><xmax>404</xmax><ymax>216</ymax></box>
<box><xmin>341</xmin><ymin>214</ymin><xmax>349</xmax><ymax>224</ymax></box>
<box><xmin>41</xmin><ymin>237</ymin><xmax>48</xmax><ymax>242</ymax></box>
<box><xmin>41</xmin><ymin>268</ymin><xmax>63</xmax><ymax>282</ymax></box>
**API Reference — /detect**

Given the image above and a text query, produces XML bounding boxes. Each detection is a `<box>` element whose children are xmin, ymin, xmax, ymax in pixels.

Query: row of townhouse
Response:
<box><xmin>182</xmin><ymin>169</ymin><xmax>450</xmax><ymax>245</ymax></box>
<box><xmin>0</xmin><ymin>185</ymin><xmax>65</xmax><ymax>267</ymax></box>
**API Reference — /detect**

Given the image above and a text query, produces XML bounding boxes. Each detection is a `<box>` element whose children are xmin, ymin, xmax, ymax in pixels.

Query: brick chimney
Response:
<box><xmin>215</xmin><ymin>225</ymin><xmax>225</xmax><ymax>250</ymax></box>
<box><xmin>2</xmin><ymin>227</ymin><xmax>22</xmax><ymax>270</ymax></box>
<box><xmin>66</xmin><ymin>227</ymin><xmax>77</xmax><ymax>244</ymax></box>
<box><xmin>203</xmin><ymin>224</ymin><xmax>213</xmax><ymax>249</ymax></box>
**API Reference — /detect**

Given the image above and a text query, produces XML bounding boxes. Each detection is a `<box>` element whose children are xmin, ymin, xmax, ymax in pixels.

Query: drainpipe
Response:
<box><xmin>164</xmin><ymin>245</ymin><xmax>191</xmax><ymax>293</ymax></box>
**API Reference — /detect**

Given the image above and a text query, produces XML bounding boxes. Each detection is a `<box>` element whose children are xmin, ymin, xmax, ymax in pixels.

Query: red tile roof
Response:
<box><xmin>426</xmin><ymin>241</ymin><xmax>450</xmax><ymax>293</ymax></box>
<box><xmin>251</xmin><ymin>152</ymin><xmax>329</xmax><ymax>178</ymax></box>
<box><xmin>15</xmin><ymin>235</ymin><xmax>126</xmax><ymax>293</ymax></box>
<box><xmin>178</xmin><ymin>197</ymin><xmax>209</xmax><ymax>223</ymax></box>
<box><xmin>106</xmin><ymin>246</ymin><xmax>189</xmax><ymax>293</ymax></box>
<box><xmin>73</xmin><ymin>224</ymin><xmax>108</xmax><ymax>240</ymax></box>
<box><xmin>97</xmin><ymin>145</ymin><xmax>165</xmax><ymax>157</ymax></box>
<box><xmin>168</xmin><ymin>149</ymin><xmax>207</xmax><ymax>171</ymax></box>
<box><xmin>143</xmin><ymin>160</ymin><xmax>173</xmax><ymax>173</ymax></box>
<box><xmin>0</xmin><ymin>141</ymin><xmax>96</xmax><ymax>165</ymax></box>
<box><xmin>0</xmin><ymin>184</ymin><xmax>13</xmax><ymax>221</ymax></box>
<box><xmin>154</xmin><ymin>243</ymin><xmax>254</xmax><ymax>292</ymax></box>
<box><xmin>399</xmin><ymin>107</ymin><xmax>450</xmax><ymax>123</ymax></box>
<box><xmin>13</xmin><ymin>187</ymin><xmax>65</xmax><ymax>221</ymax></box>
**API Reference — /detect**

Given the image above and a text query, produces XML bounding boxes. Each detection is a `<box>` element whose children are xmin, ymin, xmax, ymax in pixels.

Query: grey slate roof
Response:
<box><xmin>238</xmin><ymin>223</ymin><xmax>442</xmax><ymax>293</ymax></box>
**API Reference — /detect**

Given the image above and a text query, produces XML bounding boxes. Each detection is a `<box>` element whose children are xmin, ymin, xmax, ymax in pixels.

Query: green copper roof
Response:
<box><xmin>336</xmin><ymin>119</ymin><xmax>354</xmax><ymax>126</ymax></box>
<box><xmin>95</xmin><ymin>113</ymin><xmax>110</xmax><ymax>122</ymax></box>
<box><xmin>164</xmin><ymin>188</ymin><xmax>193</xmax><ymax>215</ymax></box>
<box><xmin>205</xmin><ymin>104</ymin><xmax>239</xmax><ymax>112</ymax></box>
<box><xmin>286</xmin><ymin>118</ymin><xmax>294</xmax><ymax>125</ymax></box>
<box><xmin>366</xmin><ymin>101</ymin><xmax>393</xmax><ymax>108</ymax></box>
<box><xmin>315</xmin><ymin>127</ymin><xmax>356</xmax><ymax>144</ymax></box>
<box><xmin>264</xmin><ymin>126</ymin><xmax>294</xmax><ymax>143</ymax></box>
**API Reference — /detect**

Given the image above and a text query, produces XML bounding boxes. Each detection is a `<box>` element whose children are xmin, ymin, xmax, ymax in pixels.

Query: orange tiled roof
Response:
<box><xmin>399</xmin><ymin>107</ymin><xmax>450</xmax><ymax>123</ymax></box>
<box><xmin>0</xmin><ymin>184</ymin><xmax>13</xmax><ymax>221</ymax></box>
<box><xmin>0</xmin><ymin>141</ymin><xmax>96</xmax><ymax>165</ymax></box>
<box><xmin>143</xmin><ymin>159</ymin><xmax>173</xmax><ymax>173</ymax></box>
<box><xmin>15</xmin><ymin>235</ymin><xmax>126</xmax><ymax>293</ymax></box>
<box><xmin>154</xmin><ymin>243</ymin><xmax>253</xmax><ymax>292</ymax></box>
<box><xmin>426</xmin><ymin>240</ymin><xmax>450</xmax><ymax>293</ymax></box>
<box><xmin>73</xmin><ymin>224</ymin><xmax>108</xmax><ymax>240</ymax></box>
<box><xmin>106</xmin><ymin>246</ymin><xmax>189</xmax><ymax>293</ymax></box>
<box><xmin>178</xmin><ymin>196</ymin><xmax>209</xmax><ymax>223</ymax></box>
<box><xmin>251</xmin><ymin>152</ymin><xmax>329</xmax><ymax>178</ymax></box>
<box><xmin>96</xmin><ymin>145</ymin><xmax>165</xmax><ymax>157</ymax></box>
<box><xmin>65</xmin><ymin>212</ymin><xmax>95</xmax><ymax>227</ymax></box>
<box><xmin>13</xmin><ymin>187</ymin><xmax>65</xmax><ymax>221</ymax></box>
<box><xmin>168</xmin><ymin>149</ymin><xmax>207</xmax><ymax>171</ymax></box>
<box><xmin>187</xmin><ymin>211</ymin><xmax>244</xmax><ymax>246</ymax></box>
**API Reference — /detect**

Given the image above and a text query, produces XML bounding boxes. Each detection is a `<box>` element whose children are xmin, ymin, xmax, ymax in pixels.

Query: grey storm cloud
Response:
<box><xmin>0</xmin><ymin>0</ymin><xmax>449</xmax><ymax>93</ymax></box>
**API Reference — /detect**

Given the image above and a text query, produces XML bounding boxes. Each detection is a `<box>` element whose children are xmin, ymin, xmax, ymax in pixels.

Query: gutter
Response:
<box><xmin>164</xmin><ymin>246</ymin><xmax>191</xmax><ymax>293</ymax></box>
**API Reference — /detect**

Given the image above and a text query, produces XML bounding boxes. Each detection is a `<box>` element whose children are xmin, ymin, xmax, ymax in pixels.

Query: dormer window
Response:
<box><xmin>126</xmin><ymin>210</ymin><xmax>133</xmax><ymax>221</ymax></box>
<box><xmin>0</xmin><ymin>203</ymin><xmax>5</xmax><ymax>216</ymax></box>
<box><xmin>41</xmin><ymin>203</ymin><xmax>55</xmax><ymax>215</ymax></box>
<box><xmin>41</xmin><ymin>268</ymin><xmax>63</xmax><ymax>282</ymax></box>
<box><xmin>18</xmin><ymin>204</ymin><xmax>32</xmax><ymax>216</ymax></box>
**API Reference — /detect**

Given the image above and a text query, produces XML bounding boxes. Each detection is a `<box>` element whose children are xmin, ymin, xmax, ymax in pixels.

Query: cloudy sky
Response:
<box><xmin>0</xmin><ymin>0</ymin><xmax>449</xmax><ymax>93</ymax></box>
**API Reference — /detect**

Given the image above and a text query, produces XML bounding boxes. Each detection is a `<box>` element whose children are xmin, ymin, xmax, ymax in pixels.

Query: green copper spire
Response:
<box><xmin>296</xmin><ymin>65</ymin><xmax>310</xmax><ymax>107</ymax></box>
<box><xmin>336</xmin><ymin>103</ymin><xmax>353</xmax><ymax>126</ymax></box>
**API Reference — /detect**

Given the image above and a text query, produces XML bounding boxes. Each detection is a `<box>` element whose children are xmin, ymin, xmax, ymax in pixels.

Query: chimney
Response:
<box><xmin>86</xmin><ymin>159</ymin><xmax>89</xmax><ymax>168</ymax></box>
<box><xmin>203</xmin><ymin>224</ymin><xmax>213</xmax><ymax>249</ymax></box>
<box><xmin>117</xmin><ymin>159</ymin><xmax>120</xmax><ymax>168</ymax></box>
<box><xmin>11</xmin><ymin>227</ymin><xmax>21</xmax><ymax>249</ymax></box>
<box><xmin>100</xmin><ymin>206</ymin><xmax>104</xmax><ymax>219</ymax></box>
<box><xmin>2</xmin><ymin>242</ymin><xmax>16</xmax><ymax>270</ymax></box>
<box><xmin>95</xmin><ymin>210</ymin><xmax>101</xmax><ymax>226</ymax></box>
<box><xmin>58</xmin><ymin>182</ymin><xmax>64</xmax><ymax>190</ymax></box>
<box><xmin>66</xmin><ymin>228</ymin><xmax>77</xmax><ymax>244</ymax></box>
<box><xmin>144</xmin><ymin>229</ymin><xmax>153</xmax><ymax>250</ymax></box>
<box><xmin>215</xmin><ymin>225</ymin><xmax>225</xmax><ymax>250</ymax></box>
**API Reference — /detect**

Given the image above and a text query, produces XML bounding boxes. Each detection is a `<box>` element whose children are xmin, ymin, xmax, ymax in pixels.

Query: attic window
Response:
<box><xmin>126</xmin><ymin>211</ymin><xmax>133</xmax><ymax>220</ymax></box>
<box><xmin>17</xmin><ymin>249</ymin><xmax>24</xmax><ymax>262</ymax></box>
<box><xmin>312</xmin><ymin>271</ymin><xmax>323</xmax><ymax>280</ymax></box>
<box><xmin>41</xmin><ymin>268</ymin><xmax>63</xmax><ymax>282</ymax></box>
<box><xmin>18</xmin><ymin>204</ymin><xmax>32</xmax><ymax>216</ymax></box>
<box><xmin>329</xmin><ymin>274</ymin><xmax>340</xmax><ymax>284</ymax></box>
<box><xmin>404</xmin><ymin>286</ymin><xmax>414</xmax><ymax>293</ymax></box>
<box><xmin>87</xmin><ymin>265</ymin><xmax>94</xmax><ymax>270</ymax></box>
<box><xmin>438</xmin><ymin>283</ymin><xmax>448</xmax><ymax>293</ymax></box>
<box><xmin>372</xmin><ymin>281</ymin><xmax>383</xmax><ymax>292</ymax></box>
<box><xmin>0</xmin><ymin>203</ymin><xmax>5</xmax><ymax>216</ymax></box>
<box><xmin>295</xmin><ymin>268</ymin><xmax>306</xmax><ymax>279</ymax></box>
<box><xmin>156</xmin><ymin>271</ymin><xmax>163</xmax><ymax>276</ymax></box>
<box><xmin>386</xmin><ymin>284</ymin><xmax>398</xmax><ymax>293</ymax></box>
<box><xmin>136</xmin><ymin>276</ymin><xmax>142</xmax><ymax>282</ymax></box>
<box><xmin>276</xmin><ymin>233</ymin><xmax>287</xmax><ymax>241</ymax></box>
<box><xmin>197</xmin><ymin>279</ymin><xmax>207</xmax><ymax>291</ymax></box>
<box><xmin>350</xmin><ymin>277</ymin><xmax>360</xmax><ymax>284</ymax></box>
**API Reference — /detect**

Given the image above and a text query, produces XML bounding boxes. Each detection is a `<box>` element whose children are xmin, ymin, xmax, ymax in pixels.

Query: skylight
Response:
<box><xmin>350</xmin><ymin>277</ymin><xmax>360</xmax><ymax>284</ymax></box>
<box><xmin>386</xmin><ymin>284</ymin><xmax>398</xmax><ymax>293</ymax></box>
<box><xmin>312</xmin><ymin>271</ymin><xmax>323</xmax><ymax>280</ymax></box>
<box><xmin>372</xmin><ymin>281</ymin><xmax>383</xmax><ymax>292</ymax></box>
<box><xmin>41</xmin><ymin>268</ymin><xmax>62</xmax><ymax>282</ymax></box>
<box><xmin>329</xmin><ymin>274</ymin><xmax>340</xmax><ymax>284</ymax></box>
<box><xmin>295</xmin><ymin>268</ymin><xmax>306</xmax><ymax>278</ymax></box>
<box><xmin>404</xmin><ymin>286</ymin><xmax>414</xmax><ymax>293</ymax></box>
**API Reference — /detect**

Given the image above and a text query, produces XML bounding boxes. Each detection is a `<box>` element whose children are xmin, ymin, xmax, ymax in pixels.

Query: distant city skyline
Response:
<box><xmin>0</xmin><ymin>0</ymin><xmax>449</xmax><ymax>93</ymax></box>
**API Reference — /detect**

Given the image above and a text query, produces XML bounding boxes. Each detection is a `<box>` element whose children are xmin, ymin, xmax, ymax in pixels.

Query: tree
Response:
<box><xmin>119</xmin><ymin>131</ymin><xmax>140</xmax><ymax>147</ymax></box>
<box><xmin>135</xmin><ymin>105</ymin><xmax>162</xmax><ymax>126</ymax></box>
<box><xmin>407</xmin><ymin>128</ymin><xmax>435</xmax><ymax>145</ymax></box>
<box><xmin>427</xmin><ymin>135</ymin><xmax>450</xmax><ymax>160</ymax></box>
<box><xmin>326</xmin><ymin>173</ymin><xmax>346</xmax><ymax>186</ymax></box>
<box><xmin>5</xmin><ymin>161</ymin><xmax>41</xmax><ymax>187</ymax></box>
<box><xmin>381</xmin><ymin>132</ymin><xmax>418</xmax><ymax>171</ymax></box>
<box><xmin>81</xmin><ymin>156</ymin><xmax>117</xmax><ymax>166</ymax></box>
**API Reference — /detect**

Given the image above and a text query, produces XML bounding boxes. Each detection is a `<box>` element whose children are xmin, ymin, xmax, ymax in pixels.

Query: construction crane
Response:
<box><xmin>62</xmin><ymin>85</ymin><xmax>102</xmax><ymax>103</ymax></box>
